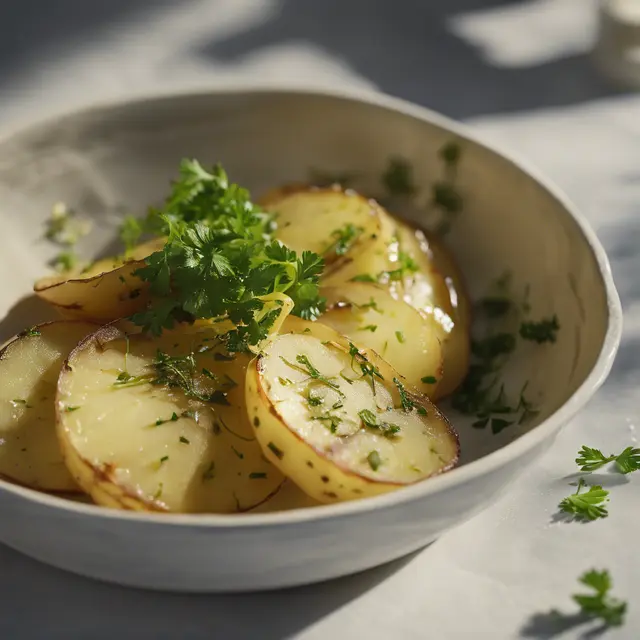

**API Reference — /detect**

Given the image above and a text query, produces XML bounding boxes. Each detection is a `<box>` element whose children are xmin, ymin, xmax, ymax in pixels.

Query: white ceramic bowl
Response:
<box><xmin>0</xmin><ymin>87</ymin><xmax>621</xmax><ymax>592</ymax></box>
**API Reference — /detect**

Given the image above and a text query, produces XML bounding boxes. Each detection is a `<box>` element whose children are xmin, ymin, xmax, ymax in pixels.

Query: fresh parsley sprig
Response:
<box><xmin>576</xmin><ymin>445</ymin><xmax>640</xmax><ymax>474</ymax></box>
<box><xmin>573</xmin><ymin>569</ymin><xmax>627</xmax><ymax>627</ymax></box>
<box><xmin>558</xmin><ymin>478</ymin><xmax>609</xmax><ymax>521</ymax></box>
<box><xmin>127</xmin><ymin>160</ymin><xmax>325</xmax><ymax>350</ymax></box>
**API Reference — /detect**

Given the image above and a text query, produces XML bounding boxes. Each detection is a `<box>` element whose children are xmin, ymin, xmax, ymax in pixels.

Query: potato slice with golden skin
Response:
<box><xmin>262</xmin><ymin>186</ymin><xmax>388</xmax><ymax>274</ymax></box>
<box><xmin>394</xmin><ymin>222</ymin><xmax>470</xmax><ymax>397</ymax></box>
<box><xmin>319</xmin><ymin>283</ymin><xmax>443</xmax><ymax>398</ymax></box>
<box><xmin>0</xmin><ymin>320</ymin><xmax>97</xmax><ymax>491</ymax></box>
<box><xmin>57</xmin><ymin>325</ymin><xmax>284</xmax><ymax>512</ymax></box>
<box><xmin>246</xmin><ymin>318</ymin><xmax>459</xmax><ymax>504</ymax></box>
<box><xmin>34</xmin><ymin>238</ymin><xmax>165</xmax><ymax>322</ymax></box>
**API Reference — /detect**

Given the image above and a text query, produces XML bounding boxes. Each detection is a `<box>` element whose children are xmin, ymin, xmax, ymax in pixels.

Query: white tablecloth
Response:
<box><xmin>1</xmin><ymin>1</ymin><xmax>639</xmax><ymax>638</ymax></box>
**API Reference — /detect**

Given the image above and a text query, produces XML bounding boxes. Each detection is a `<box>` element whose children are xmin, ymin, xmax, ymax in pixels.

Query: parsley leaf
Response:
<box><xmin>575</xmin><ymin>445</ymin><xmax>616</xmax><ymax>472</ymax></box>
<box><xmin>520</xmin><ymin>315</ymin><xmax>560</xmax><ymax>343</ymax></box>
<box><xmin>573</xmin><ymin>569</ymin><xmax>627</xmax><ymax>627</ymax></box>
<box><xmin>575</xmin><ymin>445</ymin><xmax>640</xmax><ymax>474</ymax></box>
<box><xmin>614</xmin><ymin>446</ymin><xmax>640</xmax><ymax>474</ymax></box>
<box><xmin>129</xmin><ymin>160</ymin><xmax>325</xmax><ymax>350</ymax></box>
<box><xmin>323</xmin><ymin>223</ymin><xmax>363</xmax><ymax>257</ymax></box>
<box><xmin>558</xmin><ymin>478</ymin><xmax>609</xmax><ymax>521</ymax></box>
<box><xmin>382</xmin><ymin>157</ymin><xmax>416</xmax><ymax>196</ymax></box>
<box><xmin>358</xmin><ymin>409</ymin><xmax>400</xmax><ymax>438</ymax></box>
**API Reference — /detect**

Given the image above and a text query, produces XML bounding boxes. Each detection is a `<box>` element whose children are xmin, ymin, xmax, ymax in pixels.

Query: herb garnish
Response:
<box><xmin>520</xmin><ymin>315</ymin><xmax>560</xmax><ymax>344</ymax></box>
<box><xmin>392</xmin><ymin>377</ymin><xmax>427</xmax><ymax>415</ymax></box>
<box><xmin>572</xmin><ymin>569</ymin><xmax>627</xmax><ymax>627</ymax></box>
<box><xmin>358</xmin><ymin>409</ymin><xmax>400</xmax><ymax>438</ymax></box>
<box><xmin>323</xmin><ymin>223</ymin><xmax>363</xmax><ymax>257</ymax></box>
<box><xmin>558</xmin><ymin>478</ymin><xmax>609</xmax><ymax>521</ymax></box>
<box><xmin>421</xmin><ymin>375</ymin><xmax>438</xmax><ymax>384</ymax></box>
<box><xmin>19</xmin><ymin>326</ymin><xmax>41</xmax><ymax>338</ymax></box>
<box><xmin>395</xmin><ymin>331</ymin><xmax>405</xmax><ymax>343</ymax></box>
<box><xmin>359</xmin><ymin>325</ymin><xmax>377</xmax><ymax>333</ymax></box>
<box><xmin>179</xmin><ymin>436</ymin><xmax>190</xmax><ymax>444</ymax></box>
<box><xmin>348</xmin><ymin>342</ymin><xmax>384</xmax><ymax>394</ymax></box>
<box><xmin>127</xmin><ymin>160</ymin><xmax>325</xmax><ymax>351</ymax></box>
<box><xmin>280</xmin><ymin>354</ymin><xmax>344</xmax><ymax>396</ymax></box>
<box><xmin>382</xmin><ymin>158</ymin><xmax>416</xmax><ymax>197</ymax></box>
<box><xmin>367</xmin><ymin>450</ymin><xmax>382</xmax><ymax>471</ymax></box>
<box><xmin>576</xmin><ymin>445</ymin><xmax>640</xmax><ymax>474</ymax></box>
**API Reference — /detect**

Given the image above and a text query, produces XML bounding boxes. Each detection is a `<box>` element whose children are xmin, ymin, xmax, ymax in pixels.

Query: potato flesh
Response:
<box><xmin>266</xmin><ymin>188</ymin><xmax>383</xmax><ymax>268</ymax></box>
<box><xmin>34</xmin><ymin>238</ymin><xmax>165</xmax><ymax>322</ymax></box>
<box><xmin>319</xmin><ymin>283</ymin><xmax>443</xmax><ymax>397</ymax></box>
<box><xmin>58</xmin><ymin>328</ymin><xmax>283</xmax><ymax>512</ymax></box>
<box><xmin>0</xmin><ymin>322</ymin><xmax>96</xmax><ymax>491</ymax></box>
<box><xmin>394</xmin><ymin>223</ymin><xmax>470</xmax><ymax>397</ymax></box>
<box><xmin>249</xmin><ymin>328</ymin><xmax>459</xmax><ymax>502</ymax></box>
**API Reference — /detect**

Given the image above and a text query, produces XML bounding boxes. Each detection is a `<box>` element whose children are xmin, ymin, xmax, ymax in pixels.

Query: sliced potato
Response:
<box><xmin>262</xmin><ymin>186</ymin><xmax>389</xmax><ymax>274</ymax></box>
<box><xmin>246</xmin><ymin>317</ymin><xmax>459</xmax><ymax>503</ymax></box>
<box><xmin>320</xmin><ymin>204</ymin><xmax>398</xmax><ymax>284</ymax></box>
<box><xmin>34</xmin><ymin>238</ymin><xmax>165</xmax><ymax>322</ymax></box>
<box><xmin>319</xmin><ymin>283</ymin><xmax>443</xmax><ymax>397</ymax></box>
<box><xmin>0</xmin><ymin>321</ymin><xmax>97</xmax><ymax>491</ymax></box>
<box><xmin>57</xmin><ymin>324</ymin><xmax>284</xmax><ymax>512</ymax></box>
<box><xmin>394</xmin><ymin>222</ymin><xmax>470</xmax><ymax>397</ymax></box>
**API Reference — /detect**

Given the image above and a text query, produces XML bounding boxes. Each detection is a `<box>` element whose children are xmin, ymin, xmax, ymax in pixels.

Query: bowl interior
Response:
<box><xmin>0</xmin><ymin>90</ymin><xmax>610</xmax><ymax>475</ymax></box>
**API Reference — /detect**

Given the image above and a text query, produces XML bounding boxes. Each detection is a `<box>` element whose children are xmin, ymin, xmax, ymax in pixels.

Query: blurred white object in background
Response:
<box><xmin>594</xmin><ymin>0</ymin><xmax>640</xmax><ymax>87</ymax></box>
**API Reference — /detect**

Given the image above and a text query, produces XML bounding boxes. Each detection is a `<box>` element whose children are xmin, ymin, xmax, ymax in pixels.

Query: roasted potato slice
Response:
<box><xmin>0</xmin><ymin>320</ymin><xmax>97</xmax><ymax>491</ymax></box>
<box><xmin>246</xmin><ymin>318</ymin><xmax>459</xmax><ymax>503</ymax></box>
<box><xmin>262</xmin><ymin>186</ymin><xmax>390</xmax><ymax>273</ymax></box>
<box><xmin>394</xmin><ymin>222</ymin><xmax>470</xmax><ymax>397</ymax></box>
<box><xmin>57</xmin><ymin>324</ymin><xmax>284</xmax><ymax>512</ymax></box>
<box><xmin>319</xmin><ymin>283</ymin><xmax>443</xmax><ymax>397</ymax></box>
<box><xmin>34</xmin><ymin>238</ymin><xmax>165</xmax><ymax>322</ymax></box>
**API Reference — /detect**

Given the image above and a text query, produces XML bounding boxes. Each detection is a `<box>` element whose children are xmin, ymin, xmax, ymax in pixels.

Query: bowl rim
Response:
<box><xmin>0</xmin><ymin>84</ymin><xmax>623</xmax><ymax>528</ymax></box>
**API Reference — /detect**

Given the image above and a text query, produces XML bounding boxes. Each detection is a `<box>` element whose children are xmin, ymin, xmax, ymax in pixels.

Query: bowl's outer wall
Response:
<box><xmin>0</xmin><ymin>437</ymin><xmax>551</xmax><ymax>592</ymax></box>
<box><xmin>0</xmin><ymin>90</ymin><xmax>616</xmax><ymax>591</ymax></box>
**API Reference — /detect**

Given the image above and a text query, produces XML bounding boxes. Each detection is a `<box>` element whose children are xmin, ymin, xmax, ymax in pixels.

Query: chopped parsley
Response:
<box><xmin>267</xmin><ymin>442</ymin><xmax>284</xmax><ymax>459</ymax></box>
<box><xmin>395</xmin><ymin>330</ymin><xmax>405</xmax><ymax>343</ymax></box>
<box><xmin>558</xmin><ymin>478</ymin><xmax>609</xmax><ymax>521</ymax></box>
<box><xmin>313</xmin><ymin>410</ymin><xmax>343</xmax><ymax>434</ymax></box>
<box><xmin>179</xmin><ymin>436</ymin><xmax>190</xmax><ymax>444</ymax></box>
<box><xmin>350</xmin><ymin>274</ymin><xmax>377</xmax><ymax>283</ymax></box>
<box><xmin>358</xmin><ymin>409</ymin><xmax>400</xmax><ymax>438</ymax></box>
<box><xmin>367</xmin><ymin>450</ymin><xmax>382</xmax><ymax>471</ymax></box>
<box><xmin>392</xmin><ymin>377</ymin><xmax>427</xmax><ymax>415</ymax></box>
<box><xmin>159</xmin><ymin>455</ymin><xmax>169</xmax><ymax>465</ymax></box>
<box><xmin>421</xmin><ymin>375</ymin><xmax>438</xmax><ymax>384</ymax></box>
<box><xmin>359</xmin><ymin>325</ymin><xmax>378</xmax><ymax>333</ymax></box>
<box><xmin>154</xmin><ymin>412</ymin><xmax>179</xmax><ymax>427</ymax></box>
<box><xmin>19</xmin><ymin>326</ymin><xmax>41</xmax><ymax>338</ymax></box>
<box><xmin>323</xmin><ymin>223</ymin><xmax>363</xmax><ymax>257</ymax></box>
<box><xmin>357</xmin><ymin>297</ymin><xmax>382</xmax><ymax>313</ymax></box>
<box><xmin>44</xmin><ymin>202</ymin><xmax>91</xmax><ymax>247</ymax></box>
<box><xmin>51</xmin><ymin>250</ymin><xmax>78</xmax><ymax>273</ymax></box>
<box><xmin>278</xmin><ymin>376</ymin><xmax>293</xmax><ymax>386</ymax></box>
<box><xmin>348</xmin><ymin>342</ymin><xmax>384</xmax><ymax>394</ymax></box>
<box><xmin>382</xmin><ymin>157</ymin><xmax>416</xmax><ymax>197</ymax></box>
<box><xmin>153</xmin><ymin>483</ymin><xmax>163</xmax><ymax>500</ymax></box>
<box><xmin>64</xmin><ymin>406</ymin><xmax>80</xmax><ymax>413</ymax></box>
<box><xmin>280</xmin><ymin>354</ymin><xmax>344</xmax><ymax>396</ymax></box>
<box><xmin>520</xmin><ymin>315</ymin><xmax>560</xmax><ymax>343</ymax></box>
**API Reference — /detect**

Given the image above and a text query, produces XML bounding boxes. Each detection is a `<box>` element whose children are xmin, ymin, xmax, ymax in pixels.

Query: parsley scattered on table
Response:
<box><xmin>576</xmin><ymin>445</ymin><xmax>640</xmax><ymax>474</ymax></box>
<box><xmin>558</xmin><ymin>478</ymin><xmax>609</xmax><ymax>521</ymax></box>
<box><xmin>572</xmin><ymin>569</ymin><xmax>627</xmax><ymax>627</ymax></box>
